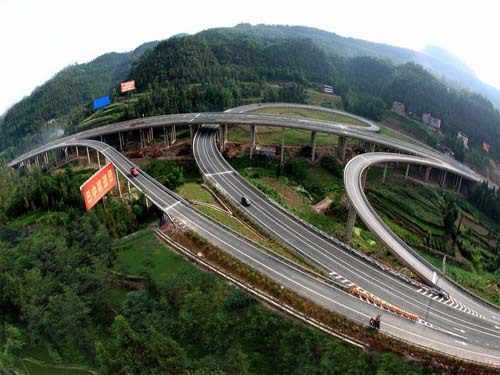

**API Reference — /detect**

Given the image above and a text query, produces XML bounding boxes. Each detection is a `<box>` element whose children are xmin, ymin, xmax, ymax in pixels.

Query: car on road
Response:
<box><xmin>241</xmin><ymin>196</ymin><xmax>251</xmax><ymax>207</ymax></box>
<box><xmin>130</xmin><ymin>167</ymin><xmax>139</xmax><ymax>177</ymax></box>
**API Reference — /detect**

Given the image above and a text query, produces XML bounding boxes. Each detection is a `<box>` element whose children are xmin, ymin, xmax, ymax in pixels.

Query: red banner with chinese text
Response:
<box><xmin>80</xmin><ymin>162</ymin><xmax>117</xmax><ymax>211</ymax></box>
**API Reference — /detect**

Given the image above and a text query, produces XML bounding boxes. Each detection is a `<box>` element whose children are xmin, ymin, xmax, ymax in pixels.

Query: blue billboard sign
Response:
<box><xmin>93</xmin><ymin>96</ymin><xmax>110</xmax><ymax>110</ymax></box>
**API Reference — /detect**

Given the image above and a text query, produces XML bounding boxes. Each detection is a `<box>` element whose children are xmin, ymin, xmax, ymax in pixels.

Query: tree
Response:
<box><xmin>443</xmin><ymin>195</ymin><xmax>459</xmax><ymax>250</ymax></box>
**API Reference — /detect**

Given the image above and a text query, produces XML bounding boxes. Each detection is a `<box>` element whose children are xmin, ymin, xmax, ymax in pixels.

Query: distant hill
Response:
<box><xmin>0</xmin><ymin>41</ymin><xmax>158</xmax><ymax>159</ymax></box>
<box><xmin>227</xmin><ymin>24</ymin><xmax>500</xmax><ymax>110</ymax></box>
<box><xmin>2</xmin><ymin>23</ymin><xmax>500</xmax><ymax>165</ymax></box>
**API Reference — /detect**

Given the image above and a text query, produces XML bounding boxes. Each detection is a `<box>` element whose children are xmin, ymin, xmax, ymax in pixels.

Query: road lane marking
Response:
<box><xmin>455</xmin><ymin>340</ymin><xmax>468</xmax><ymax>346</ymax></box>
<box><xmin>164</xmin><ymin>201</ymin><xmax>181</xmax><ymax>212</ymax></box>
<box><xmin>205</xmin><ymin>170</ymin><xmax>234</xmax><ymax>177</ymax></box>
<box><xmin>190</xmin><ymin>113</ymin><xmax>201</xmax><ymax>122</ymax></box>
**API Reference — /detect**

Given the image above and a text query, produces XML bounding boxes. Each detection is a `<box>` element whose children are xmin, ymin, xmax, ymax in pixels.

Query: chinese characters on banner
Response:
<box><xmin>120</xmin><ymin>80</ymin><xmax>136</xmax><ymax>93</ymax></box>
<box><xmin>80</xmin><ymin>162</ymin><xmax>117</xmax><ymax>211</ymax></box>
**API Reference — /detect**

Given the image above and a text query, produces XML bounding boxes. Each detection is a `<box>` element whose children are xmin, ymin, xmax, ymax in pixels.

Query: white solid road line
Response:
<box><xmin>205</xmin><ymin>170</ymin><xmax>234</xmax><ymax>177</ymax></box>
<box><xmin>164</xmin><ymin>201</ymin><xmax>181</xmax><ymax>212</ymax></box>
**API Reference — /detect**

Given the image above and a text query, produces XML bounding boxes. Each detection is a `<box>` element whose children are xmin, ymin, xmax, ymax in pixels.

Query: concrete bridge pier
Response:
<box><xmin>441</xmin><ymin>170</ymin><xmax>447</xmax><ymax>188</ymax></box>
<box><xmin>171</xmin><ymin>125</ymin><xmax>176</xmax><ymax>144</ymax></box>
<box><xmin>86</xmin><ymin>147</ymin><xmax>91</xmax><ymax>166</ymax></box>
<box><xmin>382</xmin><ymin>163</ymin><xmax>388</xmax><ymax>184</ymax></box>
<box><xmin>344</xmin><ymin>204</ymin><xmax>357</xmax><ymax>243</ymax></box>
<box><xmin>163</xmin><ymin>127</ymin><xmax>168</xmax><ymax>148</ymax></box>
<box><xmin>116</xmin><ymin>169</ymin><xmax>122</xmax><ymax>198</ymax></box>
<box><xmin>280</xmin><ymin>128</ymin><xmax>286</xmax><ymax>165</ymax></box>
<box><xmin>249</xmin><ymin>125</ymin><xmax>256</xmax><ymax>159</ymax></box>
<box><xmin>457</xmin><ymin>176</ymin><xmax>463</xmax><ymax>193</ymax></box>
<box><xmin>97</xmin><ymin>151</ymin><xmax>101</xmax><ymax>168</ymax></box>
<box><xmin>310</xmin><ymin>130</ymin><xmax>317</xmax><ymax>162</ymax></box>
<box><xmin>337</xmin><ymin>136</ymin><xmax>347</xmax><ymax>162</ymax></box>
<box><xmin>405</xmin><ymin>164</ymin><xmax>410</xmax><ymax>180</ymax></box>
<box><xmin>119</xmin><ymin>132</ymin><xmax>123</xmax><ymax>150</ymax></box>
<box><xmin>425</xmin><ymin>166</ymin><xmax>431</xmax><ymax>182</ymax></box>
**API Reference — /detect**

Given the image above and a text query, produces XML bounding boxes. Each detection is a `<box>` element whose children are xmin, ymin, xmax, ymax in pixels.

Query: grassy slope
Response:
<box><xmin>113</xmin><ymin>228</ymin><xmax>193</xmax><ymax>282</ymax></box>
<box><xmin>109</xmin><ymin>227</ymin><xmax>426</xmax><ymax>374</ymax></box>
<box><xmin>229</xmin><ymin>154</ymin><xmax>500</xmax><ymax>305</ymax></box>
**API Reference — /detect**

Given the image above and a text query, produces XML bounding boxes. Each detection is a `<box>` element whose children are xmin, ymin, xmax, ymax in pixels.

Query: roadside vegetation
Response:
<box><xmin>0</xmin><ymin>162</ymin><xmax>431</xmax><ymax>374</ymax></box>
<box><xmin>228</xmin><ymin>151</ymin><xmax>500</xmax><ymax>305</ymax></box>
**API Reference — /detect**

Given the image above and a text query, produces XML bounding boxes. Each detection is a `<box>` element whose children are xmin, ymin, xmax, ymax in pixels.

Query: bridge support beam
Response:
<box><xmin>115</xmin><ymin>168</ymin><xmax>122</xmax><ymax>198</ymax></box>
<box><xmin>405</xmin><ymin>164</ymin><xmax>410</xmax><ymax>180</ymax></box>
<box><xmin>219</xmin><ymin>125</ymin><xmax>226</xmax><ymax>152</ymax></box>
<box><xmin>189</xmin><ymin>125</ymin><xmax>194</xmax><ymax>145</ymax></box>
<box><xmin>280</xmin><ymin>128</ymin><xmax>285</xmax><ymax>165</ymax></box>
<box><xmin>344</xmin><ymin>204</ymin><xmax>357</xmax><ymax>243</ymax></box>
<box><xmin>441</xmin><ymin>170</ymin><xmax>447</xmax><ymax>188</ymax></box>
<box><xmin>425</xmin><ymin>166</ymin><xmax>431</xmax><ymax>182</ymax></box>
<box><xmin>382</xmin><ymin>163</ymin><xmax>388</xmax><ymax>184</ymax></box>
<box><xmin>171</xmin><ymin>125</ymin><xmax>176</xmax><ymax>144</ymax></box>
<box><xmin>119</xmin><ymin>132</ymin><xmax>123</xmax><ymax>150</ymax></box>
<box><xmin>249</xmin><ymin>125</ymin><xmax>256</xmax><ymax>159</ymax></box>
<box><xmin>163</xmin><ymin>126</ymin><xmax>168</xmax><ymax>148</ymax></box>
<box><xmin>457</xmin><ymin>176</ymin><xmax>463</xmax><ymax>193</ymax></box>
<box><xmin>337</xmin><ymin>136</ymin><xmax>347</xmax><ymax>162</ymax></box>
<box><xmin>310</xmin><ymin>131</ymin><xmax>317</xmax><ymax>162</ymax></box>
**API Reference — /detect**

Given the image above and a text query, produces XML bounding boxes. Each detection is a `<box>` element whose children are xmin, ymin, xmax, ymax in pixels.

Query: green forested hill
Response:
<box><xmin>0</xmin><ymin>41</ymin><xmax>158</xmax><ymax>159</ymax></box>
<box><xmin>2</xmin><ymin>24</ymin><xmax>500</xmax><ymax>164</ymax></box>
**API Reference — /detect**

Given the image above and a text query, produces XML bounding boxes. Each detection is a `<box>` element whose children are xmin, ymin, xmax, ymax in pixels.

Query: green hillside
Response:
<box><xmin>2</xmin><ymin>24</ymin><xmax>500</xmax><ymax>166</ymax></box>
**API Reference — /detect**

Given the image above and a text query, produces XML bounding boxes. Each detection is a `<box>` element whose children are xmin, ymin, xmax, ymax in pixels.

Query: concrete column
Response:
<box><xmin>64</xmin><ymin>147</ymin><xmax>68</xmax><ymax>161</ymax></box>
<box><xmin>140</xmin><ymin>129</ymin><xmax>144</xmax><ymax>149</ymax></box>
<box><xmin>441</xmin><ymin>170</ymin><xmax>447</xmax><ymax>188</ymax></box>
<box><xmin>280</xmin><ymin>127</ymin><xmax>285</xmax><ymax>165</ymax></box>
<box><xmin>249</xmin><ymin>125</ymin><xmax>256</xmax><ymax>159</ymax></box>
<box><xmin>189</xmin><ymin>125</ymin><xmax>194</xmax><ymax>146</ymax></box>
<box><xmin>171</xmin><ymin>125</ymin><xmax>176</xmax><ymax>144</ymax></box>
<box><xmin>115</xmin><ymin>168</ymin><xmax>122</xmax><ymax>198</ymax></box>
<box><xmin>382</xmin><ymin>163</ymin><xmax>388</xmax><ymax>184</ymax></box>
<box><xmin>127</xmin><ymin>180</ymin><xmax>131</xmax><ymax>199</ymax></box>
<box><xmin>337</xmin><ymin>136</ymin><xmax>347</xmax><ymax>162</ymax></box>
<box><xmin>119</xmin><ymin>132</ymin><xmax>123</xmax><ymax>150</ymax></box>
<box><xmin>405</xmin><ymin>164</ymin><xmax>410</xmax><ymax>180</ymax></box>
<box><xmin>457</xmin><ymin>176</ymin><xmax>463</xmax><ymax>193</ymax></box>
<box><xmin>442</xmin><ymin>255</ymin><xmax>447</xmax><ymax>276</ymax></box>
<box><xmin>86</xmin><ymin>147</ymin><xmax>91</xmax><ymax>166</ymax></box>
<box><xmin>145</xmin><ymin>196</ymin><xmax>149</xmax><ymax>208</ymax></box>
<box><xmin>219</xmin><ymin>125</ymin><xmax>225</xmax><ymax>152</ymax></box>
<box><xmin>163</xmin><ymin>126</ymin><xmax>168</xmax><ymax>148</ymax></box>
<box><xmin>223</xmin><ymin>124</ymin><xmax>228</xmax><ymax>143</ymax></box>
<box><xmin>361</xmin><ymin>169</ymin><xmax>367</xmax><ymax>190</ymax></box>
<box><xmin>310</xmin><ymin>131</ymin><xmax>317</xmax><ymax>162</ymax></box>
<box><xmin>376</xmin><ymin>242</ymin><xmax>383</xmax><ymax>259</ymax></box>
<box><xmin>425</xmin><ymin>166</ymin><xmax>431</xmax><ymax>182</ymax></box>
<box><xmin>35</xmin><ymin>156</ymin><xmax>39</xmax><ymax>167</ymax></box>
<box><xmin>75</xmin><ymin>147</ymin><xmax>79</xmax><ymax>159</ymax></box>
<box><xmin>97</xmin><ymin>151</ymin><xmax>101</xmax><ymax>168</ymax></box>
<box><xmin>370</xmin><ymin>144</ymin><xmax>376</xmax><ymax>153</ymax></box>
<box><xmin>345</xmin><ymin>204</ymin><xmax>357</xmax><ymax>243</ymax></box>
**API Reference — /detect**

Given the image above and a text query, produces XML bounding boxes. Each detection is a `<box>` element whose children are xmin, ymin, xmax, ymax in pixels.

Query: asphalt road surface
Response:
<box><xmin>8</xmin><ymin>107</ymin><xmax>500</xmax><ymax>365</ymax></box>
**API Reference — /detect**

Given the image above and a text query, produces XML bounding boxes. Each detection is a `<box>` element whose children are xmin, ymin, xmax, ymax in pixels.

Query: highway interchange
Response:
<box><xmin>8</xmin><ymin>104</ymin><xmax>500</xmax><ymax>366</ymax></box>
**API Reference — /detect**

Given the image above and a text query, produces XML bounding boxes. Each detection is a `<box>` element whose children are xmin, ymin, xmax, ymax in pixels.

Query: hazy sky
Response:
<box><xmin>1</xmin><ymin>0</ymin><xmax>499</xmax><ymax>115</ymax></box>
